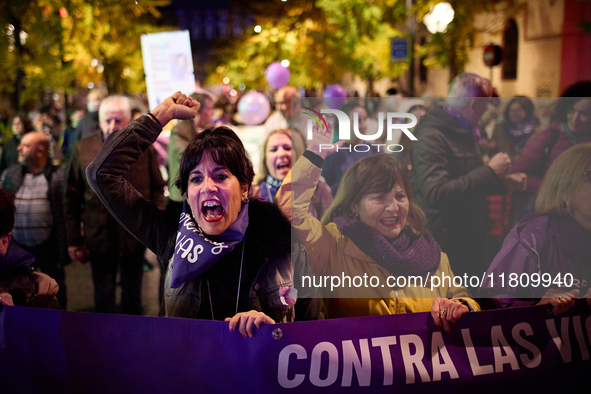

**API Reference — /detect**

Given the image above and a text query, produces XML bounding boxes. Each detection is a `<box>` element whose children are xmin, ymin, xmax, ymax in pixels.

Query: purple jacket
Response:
<box><xmin>478</xmin><ymin>213</ymin><xmax>591</xmax><ymax>308</ymax></box>
<box><xmin>0</xmin><ymin>242</ymin><xmax>35</xmax><ymax>279</ymax></box>
<box><xmin>512</xmin><ymin>126</ymin><xmax>574</xmax><ymax>193</ymax></box>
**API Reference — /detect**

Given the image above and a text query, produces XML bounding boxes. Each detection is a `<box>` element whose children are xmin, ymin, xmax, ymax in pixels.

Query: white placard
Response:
<box><xmin>141</xmin><ymin>31</ymin><xmax>196</xmax><ymax>110</ymax></box>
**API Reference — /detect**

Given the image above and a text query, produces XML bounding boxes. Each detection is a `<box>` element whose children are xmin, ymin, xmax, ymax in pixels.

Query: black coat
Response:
<box><xmin>410</xmin><ymin>107</ymin><xmax>504</xmax><ymax>275</ymax></box>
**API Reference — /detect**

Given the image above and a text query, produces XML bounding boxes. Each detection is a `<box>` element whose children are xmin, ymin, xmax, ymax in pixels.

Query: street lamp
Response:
<box><xmin>423</xmin><ymin>2</ymin><xmax>454</xmax><ymax>34</ymax></box>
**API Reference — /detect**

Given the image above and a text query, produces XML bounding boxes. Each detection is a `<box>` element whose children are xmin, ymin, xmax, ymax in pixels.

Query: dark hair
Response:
<box><xmin>0</xmin><ymin>190</ymin><xmax>15</xmax><ymax>236</ymax></box>
<box><xmin>555</xmin><ymin>80</ymin><xmax>591</xmax><ymax>123</ymax></box>
<box><xmin>504</xmin><ymin>96</ymin><xmax>535</xmax><ymax>123</ymax></box>
<box><xmin>321</xmin><ymin>154</ymin><xmax>427</xmax><ymax>236</ymax></box>
<box><xmin>12</xmin><ymin>112</ymin><xmax>33</xmax><ymax>133</ymax></box>
<box><xmin>175</xmin><ymin>126</ymin><xmax>255</xmax><ymax>196</ymax></box>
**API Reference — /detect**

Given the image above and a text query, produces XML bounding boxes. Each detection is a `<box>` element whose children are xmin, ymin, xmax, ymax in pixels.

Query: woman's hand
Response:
<box><xmin>0</xmin><ymin>291</ymin><xmax>14</xmax><ymax>306</ymax></box>
<box><xmin>536</xmin><ymin>289</ymin><xmax>579</xmax><ymax>315</ymax></box>
<box><xmin>306</xmin><ymin>116</ymin><xmax>343</xmax><ymax>160</ymax></box>
<box><xmin>505</xmin><ymin>172</ymin><xmax>527</xmax><ymax>191</ymax></box>
<box><xmin>150</xmin><ymin>91</ymin><xmax>200</xmax><ymax>127</ymax></box>
<box><xmin>431</xmin><ymin>298</ymin><xmax>470</xmax><ymax>333</ymax></box>
<box><xmin>225</xmin><ymin>310</ymin><xmax>275</xmax><ymax>338</ymax></box>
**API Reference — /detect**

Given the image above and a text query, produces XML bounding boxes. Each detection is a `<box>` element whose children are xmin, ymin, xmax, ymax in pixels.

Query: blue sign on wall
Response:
<box><xmin>390</xmin><ymin>37</ymin><xmax>409</xmax><ymax>62</ymax></box>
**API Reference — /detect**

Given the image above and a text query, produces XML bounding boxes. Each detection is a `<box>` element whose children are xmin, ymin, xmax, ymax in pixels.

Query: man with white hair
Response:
<box><xmin>64</xmin><ymin>95</ymin><xmax>166</xmax><ymax>314</ymax></box>
<box><xmin>410</xmin><ymin>73</ymin><xmax>525</xmax><ymax>278</ymax></box>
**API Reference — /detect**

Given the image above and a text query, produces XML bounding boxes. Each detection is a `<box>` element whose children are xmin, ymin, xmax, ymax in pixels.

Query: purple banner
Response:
<box><xmin>1</xmin><ymin>303</ymin><xmax>590</xmax><ymax>393</ymax></box>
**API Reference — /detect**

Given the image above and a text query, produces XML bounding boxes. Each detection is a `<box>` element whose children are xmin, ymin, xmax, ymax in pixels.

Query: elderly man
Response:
<box><xmin>0</xmin><ymin>132</ymin><xmax>68</xmax><ymax>308</ymax></box>
<box><xmin>64</xmin><ymin>95</ymin><xmax>166</xmax><ymax>314</ymax></box>
<box><xmin>411</xmin><ymin>73</ymin><xmax>525</xmax><ymax>278</ymax></box>
<box><xmin>264</xmin><ymin>86</ymin><xmax>308</xmax><ymax>144</ymax></box>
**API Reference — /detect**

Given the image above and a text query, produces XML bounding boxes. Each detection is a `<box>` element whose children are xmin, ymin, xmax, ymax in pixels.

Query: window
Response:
<box><xmin>502</xmin><ymin>19</ymin><xmax>518</xmax><ymax>80</ymax></box>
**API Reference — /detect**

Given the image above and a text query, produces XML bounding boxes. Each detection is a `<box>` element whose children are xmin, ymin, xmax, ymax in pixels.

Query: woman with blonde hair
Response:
<box><xmin>253</xmin><ymin>128</ymin><xmax>332</xmax><ymax>218</ymax></box>
<box><xmin>479</xmin><ymin>142</ymin><xmax>591</xmax><ymax>313</ymax></box>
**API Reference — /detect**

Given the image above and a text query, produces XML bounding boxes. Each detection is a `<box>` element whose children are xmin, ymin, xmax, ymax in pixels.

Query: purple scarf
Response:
<box><xmin>503</xmin><ymin>117</ymin><xmax>537</xmax><ymax>150</ymax></box>
<box><xmin>334</xmin><ymin>217</ymin><xmax>441</xmax><ymax>277</ymax></box>
<box><xmin>170</xmin><ymin>200</ymin><xmax>249</xmax><ymax>288</ymax></box>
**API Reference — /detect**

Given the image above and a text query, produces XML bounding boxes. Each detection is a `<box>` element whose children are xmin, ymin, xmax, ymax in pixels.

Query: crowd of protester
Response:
<box><xmin>0</xmin><ymin>73</ymin><xmax>590</xmax><ymax>337</ymax></box>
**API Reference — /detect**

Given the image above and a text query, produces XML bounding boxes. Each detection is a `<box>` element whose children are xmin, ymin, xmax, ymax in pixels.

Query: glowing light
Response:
<box><xmin>230</xmin><ymin>89</ymin><xmax>237</xmax><ymax>97</ymax></box>
<box><xmin>87</xmin><ymin>82</ymin><xmax>94</xmax><ymax>89</ymax></box>
<box><xmin>19</xmin><ymin>31</ymin><xmax>27</xmax><ymax>45</ymax></box>
<box><xmin>423</xmin><ymin>2</ymin><xmax>454</xmax><ymax>34</ymax></box>
<box><xmin>239</xmin><ymin>84</ymin><xmax>246</xmax><ymax>91</ymax></box>
<box><xmin>123</xmin><ymin>68</ymin><xmax>130</xmax><ymax>76</ymax></box>
<box><xmin>91</xmin><ymin>58</ymin><xmax>98</xmax><ymax>67</ymax></box>
<box><xmin>223</xmin><ymin>77</ymin><xmax>230</xmax><ymax>84</ymax></box>
<box><xmin>254</xmin><ymin>25</ymin><xmax>262</xmax><ymax>33</ymax></box>
<box><xmin>59</xmin><ymin>7</ymin><xmax>68</xmax><ymax>18</ymax></box>
<box><xmin>97</xmin><ymin>64</ymin><xmax>104</xmax><ymax>73</ymax></box>
<box><xmin>53</xmin><ymin>94</ymin><xmax>59</xmax><ymax>100</ymax></box>
<box><xmin>280</xmin><ymin>59</ymin><xmax>290</xmax><ymax>68</ymax></box>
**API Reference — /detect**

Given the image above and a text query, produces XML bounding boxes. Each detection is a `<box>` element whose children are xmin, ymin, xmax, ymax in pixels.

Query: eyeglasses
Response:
<box><xmin>585</xmin><ymin>170</ymin><xmax>591</xmax><ymax>182</ymax></box>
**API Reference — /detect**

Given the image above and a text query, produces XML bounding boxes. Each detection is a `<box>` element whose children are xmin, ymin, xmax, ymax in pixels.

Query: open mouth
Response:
<box><xmin>276</xmin><ymin>161</ymin><xmax>291</xmax><ymax>171</ymax></box>
<box><xmin>202</xmin><ymin>200</ymin><xmax>224</xmax><ymax>221</ymax></box>
<box><xmin>380</xmin><ymin>217</ymin><xmax>399</xmax><ymax>226</ymax></box>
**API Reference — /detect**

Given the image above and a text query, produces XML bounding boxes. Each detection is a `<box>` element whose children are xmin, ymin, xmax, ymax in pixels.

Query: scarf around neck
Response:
<box><xmin>334</xmin><ymin>216</ymin><xmax>441</xmax><ymax>277</ymax></box>
<box><xmin>170</xmin><ymin>200</ymin><xmax>249</xmax><ymax>288</ymax></box>
<box><xmin>263</xmin><ymin>175</ymin><xmax>283</xmax><ymax>202</ymax></box>
<box><xmin>503</xmin><ymin>117</ymin><xmax>537</xmax><ymax>149</ymax></box>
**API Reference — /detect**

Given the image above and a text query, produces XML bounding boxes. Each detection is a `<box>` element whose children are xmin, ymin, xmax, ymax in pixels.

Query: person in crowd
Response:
<box><xmin>37</xmin><ymin>106</ymin><xmax>64</xmax><ymax>165</ymax></box>
<box><xmin>276</xmin><ymin>123</ymin><xmax>480</xmax><ymax>333</ymax></box>
<box><xmin>86</xmin><ymin>92</ymin><xmax>322</xmax><ymax>337</ymax></box>
<box><xmin>322</xmin><ymin>102</ymin><xmax>380</xmax><ymax>195</ymax></box>
<box><xmin>481</xmin><ymin>97</ymin><xmax>541</xmax><ymax>232</ymax></box>
<box><xmin>410</xmin><ymin>73</ymin><xmax>526</xmax><ymax>278</ymax></box>
<box><xmin>64</xmin><ymin>90</ymin><xmax>105</xmax><ymax>167</ymax></box>
<box><xmin>64</xmin><ymin>95</ymin><xmax>166</xmax><ymax>315</ymax></box>
<box><xmin>61</xmin><ymin>109</ymin><xmax>86</xmax><ymax>164</ymax></box>
<box><xmin>479</xmin><ymin>142</ymin><xmax>591</xmax><ymax>313</ymax></box>
<box><xmin>168</xmin><ymin>93</ymin><xmax>216</xmax><ymax>202</ymax></box>
<box><xmin>512</xmin><ymin>81</ymin><xmax>591</xmax><ymax>198</ymax></box>
<box><xmin>264</xmin><ymin>86</ymin><xmax>308</xmax><ymax>144</ymax></box>
<box><xmin>252</xmin><ymin>128</ymin><xmax>332</xmax><ymax>218</ymax></box>
<box><xmin>0</xmin><ymin>132</ymin><xmax>68</xmax><ymax>307</ymax></box>
<box><xmin>78</xmin><ymin>90</ymin><xmax>105</xmax><ymax>140</ymax></box>
<box><xmin>0</xmin><ymin>189</ymin><xmax>60</xmax><ymax>309</ymax></box>
<box><xmin>215</xmin><ymin>102</ymin><xmax>239</xmax><ymax>126</ymax></box>
<box><xmin>478</xmin><ymin>92</ymin><xmax>501</xmax><ymax>144</ymax></box>
<box><xmin>488</xmin><ymin>97</ymin><xmax>540</xmax><ymax>158</ymax></box>
<box><xmin>0</xmin><ymin>113</ymin><xmax>33</xmax><ymax>174</ymax></box>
